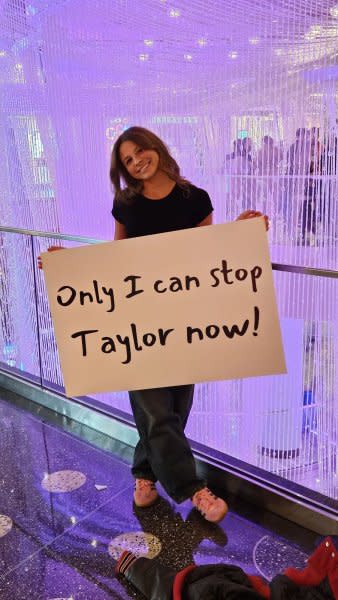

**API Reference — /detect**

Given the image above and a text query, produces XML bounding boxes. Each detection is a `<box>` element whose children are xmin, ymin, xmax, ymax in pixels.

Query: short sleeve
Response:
<box><xmin>192</xmin><ymin>187</ymin><xmax>213</xmax><ymax>224</ymax></box>
<box><xmin>112</xmin><ymin>199</ymin><xmax>127</xmax><ymax>225</ymax></box>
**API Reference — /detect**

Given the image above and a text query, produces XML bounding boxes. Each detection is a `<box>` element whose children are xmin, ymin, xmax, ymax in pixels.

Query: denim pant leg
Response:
<box><xmin>129</xmin><ymin>385</ymin><xmax>205</xmax><ymax>503</ymax></box>
<box><xmin>131</xmin><ymin>423</ymin><xmax>156</xmax><ymax>484</ymax></box>
<box><xmin>130</xmin><ymin>384</ymin><xmax>195</xmax><ymax>481</ymax></box>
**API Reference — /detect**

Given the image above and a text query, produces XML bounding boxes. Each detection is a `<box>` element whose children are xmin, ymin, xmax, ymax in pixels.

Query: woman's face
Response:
<box><xmin>119</xmin><ymin>140</ymin><xmax>160</xmax><ymax>181</ymax></box>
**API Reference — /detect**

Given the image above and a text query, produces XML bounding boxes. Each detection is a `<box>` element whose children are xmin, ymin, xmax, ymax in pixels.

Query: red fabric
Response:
<box><xmin>173</xmin><ymin>565</ymin><xmax>196</xmax><ymax>600</ymax></box>
<box><xmin>246</xmin><ymin>537</ymin><xmax>338</xmax><ymax>600</ymax></box>
<box><xmin>247</xmin><ymin>574</ymin><xmax>270</xmax><ymax>598</ymax></box>
<box><xmin>115</xmin><ymin>550</ymin><xmax>132</xmax><ymax>575</ymax></box>
<box><xmin>284</xmin><ymin>537</ymin><xmax>338</xmax><ymax>600</ymax></box>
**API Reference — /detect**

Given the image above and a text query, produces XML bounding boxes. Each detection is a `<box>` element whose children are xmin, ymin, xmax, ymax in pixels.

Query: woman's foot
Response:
<box><xmin>191</xmin><ymin>487</ymin><xmax>228</xmax><ymax>523</ymax></box>
<box><xmin>134</xmin><ymin>478</ymin><xmax>159</xmax><ymax>507</ymax></box>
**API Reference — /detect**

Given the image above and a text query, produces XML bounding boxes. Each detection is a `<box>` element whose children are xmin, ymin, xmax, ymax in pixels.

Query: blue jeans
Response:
<box><xmin>129</xmin><ymin>384</ymin><xmax>205</xmax><ymax>503</ymax></box>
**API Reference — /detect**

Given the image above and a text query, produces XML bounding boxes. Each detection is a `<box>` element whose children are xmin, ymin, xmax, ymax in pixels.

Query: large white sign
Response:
<box><xmin>42</xmin><ymin>219</ymin><xmax>286</xmax><ymax>396</ymax></box>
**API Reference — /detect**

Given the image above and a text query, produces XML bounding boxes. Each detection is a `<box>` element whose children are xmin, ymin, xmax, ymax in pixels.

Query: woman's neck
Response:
<box><xmin>142</xmin><ymin>171</ymin><xmax>176</xmax><ymax>199</ymax></box>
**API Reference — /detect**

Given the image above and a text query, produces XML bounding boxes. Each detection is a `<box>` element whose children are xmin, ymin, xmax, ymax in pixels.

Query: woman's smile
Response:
<box><xmin>136</xmin><ymin>159</ymin><xmax>151</xmax><ymax>175</ymax></box>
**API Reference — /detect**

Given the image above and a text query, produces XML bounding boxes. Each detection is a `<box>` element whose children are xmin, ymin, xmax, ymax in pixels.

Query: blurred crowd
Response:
<box><xmin>224</xmin><ymin>125</ymin><xmax>338</xmax><ymax>244</ymax></box>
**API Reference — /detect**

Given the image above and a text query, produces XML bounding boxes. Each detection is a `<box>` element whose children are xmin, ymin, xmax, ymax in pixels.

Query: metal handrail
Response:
<box><xmin>1</xmin><ymin>225</ymin><xmax>337</xmax><ymax>279</ymax></box>
<box><xmin>0</xmin><ymin>225</ymin><xmax>103</xmax><ymax>245</ymax></box>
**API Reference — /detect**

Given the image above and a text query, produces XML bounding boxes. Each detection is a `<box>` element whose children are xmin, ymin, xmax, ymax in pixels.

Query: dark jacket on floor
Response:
<box><xmin>116</xmin><ymin>537</ymin><xmax>338</xmax><ymax>600</ymax></box>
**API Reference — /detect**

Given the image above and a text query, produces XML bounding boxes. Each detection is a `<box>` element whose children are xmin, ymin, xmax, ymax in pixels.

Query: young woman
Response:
<box><xmin>109</xmin><ymin>126</ymin><xmax>268</xmax><ymax>523</ymax></box>
<box><xmin>40</xmin><ymin>126</ymin><xmax>268</xmax><ymax>523</ymax></box>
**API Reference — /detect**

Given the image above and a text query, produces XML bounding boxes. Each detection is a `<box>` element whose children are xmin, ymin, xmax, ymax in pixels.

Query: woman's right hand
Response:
<box><xmin>37</xmin><ymin>246</ymin><xmax>65</xmax><ymax>270</ymax></box>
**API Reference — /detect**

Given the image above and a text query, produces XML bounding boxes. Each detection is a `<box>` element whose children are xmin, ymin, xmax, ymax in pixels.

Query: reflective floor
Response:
<box><xmin>0</xmin><ymin>390</ymin><xmax>330</xmax><ymax>600</ymax></box>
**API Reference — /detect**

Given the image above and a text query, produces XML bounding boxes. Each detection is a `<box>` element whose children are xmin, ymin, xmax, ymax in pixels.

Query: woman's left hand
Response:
<box><xmin>236</xmin><ymin>209</ymin><xmax>269</xmax><ymax>231</ymax></box>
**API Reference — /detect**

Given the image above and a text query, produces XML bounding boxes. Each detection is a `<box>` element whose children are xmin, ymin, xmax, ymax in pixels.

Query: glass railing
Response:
<box><xmin>0</xmin><ymin>226</ymin><xmax>337</xmax><ymax>512</ymax></box>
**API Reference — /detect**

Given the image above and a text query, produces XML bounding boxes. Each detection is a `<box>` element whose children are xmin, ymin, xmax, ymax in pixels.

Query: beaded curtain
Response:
<box><xmin>0</xmin><ymin>1</ymin><xmax>337</xmax><ymax>501</ymax></box>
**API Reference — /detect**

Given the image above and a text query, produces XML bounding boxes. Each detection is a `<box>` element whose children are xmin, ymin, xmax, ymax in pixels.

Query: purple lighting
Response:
<box><xmin>0</xmin><ymin>0</ymin><xmax>337</xmax><ymax>504</ymax></box>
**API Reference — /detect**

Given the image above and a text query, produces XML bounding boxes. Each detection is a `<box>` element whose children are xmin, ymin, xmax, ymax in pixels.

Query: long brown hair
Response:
<box><xmin>110</xmin><ymin>126</ymin><xmax>190</xmax><ymax>203</ymax></box>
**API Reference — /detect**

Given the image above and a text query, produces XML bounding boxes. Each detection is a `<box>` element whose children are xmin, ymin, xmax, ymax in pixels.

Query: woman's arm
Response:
<box><xmin>197</xmin><ymin>210</ymin><xmax>269</xmax><ymax>231</ymax></box>
<box><xmin>196</xmin><ymin>213</ymin><xmax>213</xmax><ymax>227</ymax></box>
<box><xmin>39</xmin><ymin>220</ymin><xmax>127</xmax><ymax>269</ymax></box>
<box><xmin>114</xmin><ymin>220</ymin><xmax>128</xmax><ymax>240</ymax></box>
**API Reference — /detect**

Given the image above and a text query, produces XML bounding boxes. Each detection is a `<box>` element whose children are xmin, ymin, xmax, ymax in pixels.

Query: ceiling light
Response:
<box><xmin>184</xmin><ymin>53</ymin><xmax>192</xmax><ymax>61</ymax></box>
<box><xmin>330</xmin><ymin>4</ymin><xmax>338</xmax><ymax>18</ymax></box>
<box><xmin>144</xmin><ymin>39</ymin><xmax>154</xmax><ymax>47</ymax></box>
<box><xmin>139</xmin><ymin>53</ymin><xmax>149</xmax><ymax>61</ymax></box>
<box><xmin>249</xmin><ymin>37</ymin><xmax>260</xmax><ymax>45</ymax></box>
<box><xmin>305</xmin><ymin>25</ymin><xmax>322</xmax><ymax>40</ymax></box>
<box><xmin>26</xmin><ymin>4</ymin><xmax>37</xmax><ymax>16</ymax></box>
<box><xmin>169</xmin><ymin>8</ymin><xmax>181</xmax><ymax>17</ymax></box>
<box><xmin>197</xmin><ymin>38</ymin><xmax>207</xmax><ymax>47</ymax></box>
<box><xmin>229</xmin><ymin>51</ymin><xmax>238</xmax><ymax>59</ymax></box>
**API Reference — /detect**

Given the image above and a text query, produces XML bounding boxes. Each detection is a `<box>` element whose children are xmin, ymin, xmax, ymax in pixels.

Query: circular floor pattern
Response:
<box><xmin>41</xmin><ymin>470</ymin><xmax>87</xmax><ymax>493</ymax></box>
<box><xmin>253</xmin><ymin>535</ymin><xmax>308</xmax><ymax>581</ymax></box>
<box><xmin>108</xmin><ymin>531</ymin><xmax>162</xmax><ymax>560</ymax></box>
<box><xmin>0</xmin><ymin>515</ymin><xmax>13</xmax><ymax>538</ymax></box>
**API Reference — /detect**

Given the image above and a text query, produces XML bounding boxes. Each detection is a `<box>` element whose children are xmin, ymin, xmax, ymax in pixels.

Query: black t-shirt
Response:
<box><xmin>112</xmin><ymin>183</ymin><xmax>213</xmax><ymax>238</ymax></box>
